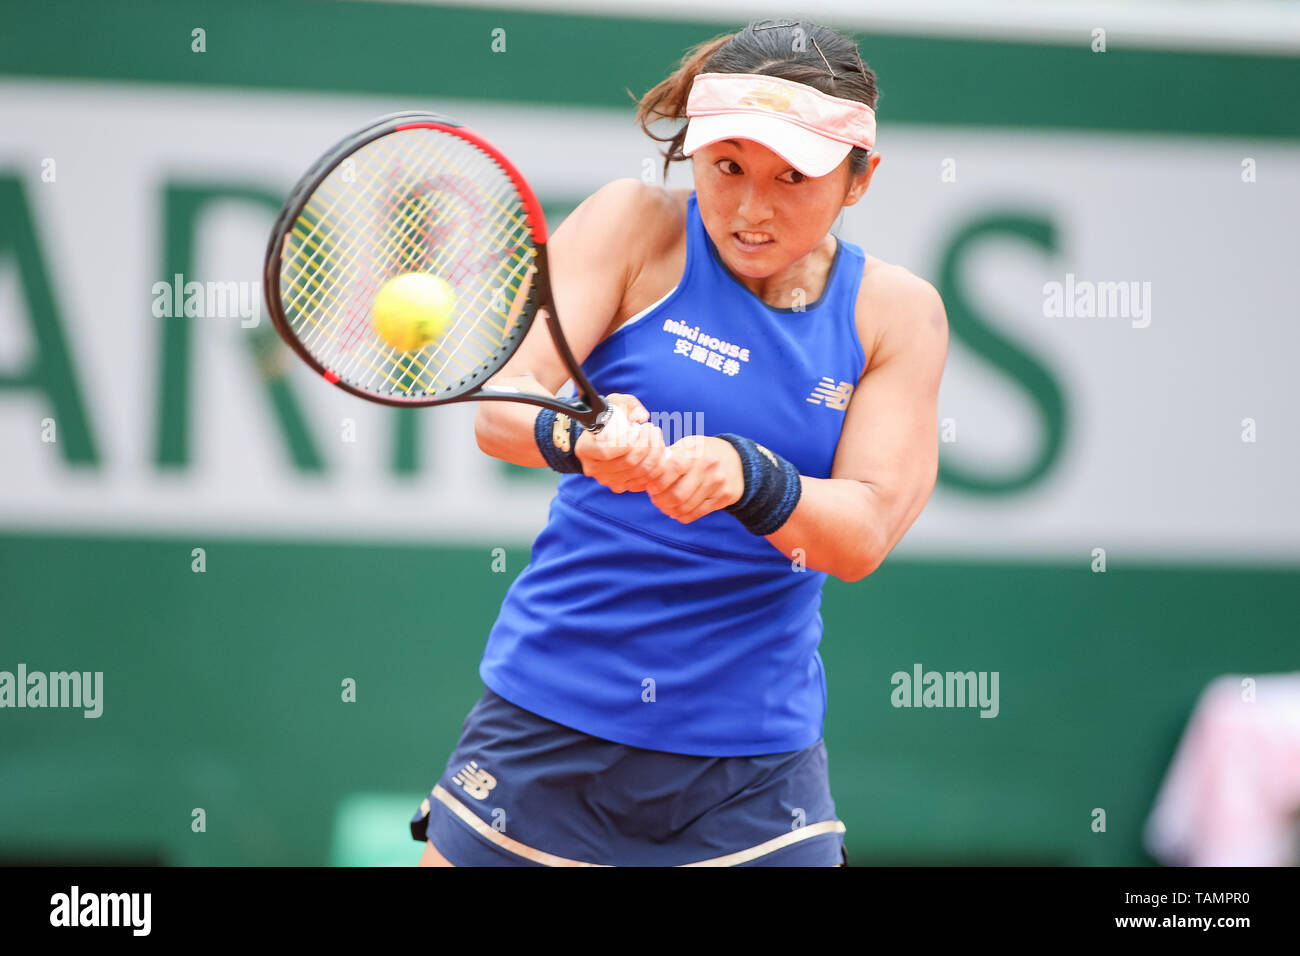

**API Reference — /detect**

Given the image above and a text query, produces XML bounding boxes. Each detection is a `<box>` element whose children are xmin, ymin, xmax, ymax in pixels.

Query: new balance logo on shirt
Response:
<box><xmin>806</xmin><ymin>377</ymin><xmax>853</xmax><ymax>410</ymax></box>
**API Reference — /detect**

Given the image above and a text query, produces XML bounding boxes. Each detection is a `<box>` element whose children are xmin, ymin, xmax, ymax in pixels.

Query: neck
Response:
<box><xmin>728</xmin><ymin>233</ymin><xmax>838</xmax><ymax>308</ymax></box>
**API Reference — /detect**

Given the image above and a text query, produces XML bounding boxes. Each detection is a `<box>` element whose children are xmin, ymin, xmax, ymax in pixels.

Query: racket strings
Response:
<box><xmin>279</xmin><ymin>127</ymin><xmax>538</xmax><ymax>397</ymax></box>
<box><xmin>292</xmin><ymin>136</ymin><xmax>527</xmax><ymax>392</ymax></box>
<box><xmin>294</xmin><ymin>135</ymin><xmax>523</xmax><ymax>371</ymax></box>
<box><xmin>295</xmin><ymin>146</ymin><xmax>529</xmax><ymax>358</ymax></box>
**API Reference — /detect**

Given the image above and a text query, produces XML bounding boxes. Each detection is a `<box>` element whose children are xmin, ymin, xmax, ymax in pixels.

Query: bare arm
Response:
<box><xmin>765</xmin><ymin>269</ymin><xmax>949</xmax><ymax>580</ymax></box>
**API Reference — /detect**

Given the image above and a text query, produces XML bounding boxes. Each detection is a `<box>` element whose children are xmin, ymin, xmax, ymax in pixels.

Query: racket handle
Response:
<box><xmin>587</xmin><ymin>399</ymin><xmax>631</xmax><ymax>436</ymax></box>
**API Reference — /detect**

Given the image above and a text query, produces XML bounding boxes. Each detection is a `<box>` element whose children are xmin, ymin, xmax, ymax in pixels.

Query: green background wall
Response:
<box><xmin>3</xmin><ymin>527</ymin><xmax>1295</xmax><ymax>865</ymax></box>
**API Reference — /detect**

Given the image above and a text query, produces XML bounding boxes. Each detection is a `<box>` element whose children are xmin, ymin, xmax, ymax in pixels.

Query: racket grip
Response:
<box><xmin>589</xmin><ymin>399</ymin><xmax>631</xmax><ymax>436</ymax></box>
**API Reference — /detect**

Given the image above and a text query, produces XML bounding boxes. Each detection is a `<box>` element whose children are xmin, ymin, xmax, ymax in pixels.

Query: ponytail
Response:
<box><xmin>628</xmin><ymin>31</ymin><xmax>735</xmax><ymax>183</ymax></box>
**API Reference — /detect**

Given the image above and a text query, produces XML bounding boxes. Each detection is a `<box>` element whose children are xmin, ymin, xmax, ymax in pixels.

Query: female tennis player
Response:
<box><xmin>411</xmin><ymin>18</ymin><xmax>947</xmax><ymax>867</ymax></box>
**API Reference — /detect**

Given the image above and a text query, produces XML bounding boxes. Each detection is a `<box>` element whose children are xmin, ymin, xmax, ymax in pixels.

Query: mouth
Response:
<box><xmin>732</xmin><ymin>231</ymin><xmax>775</xmax><ymax>252</ymax></box>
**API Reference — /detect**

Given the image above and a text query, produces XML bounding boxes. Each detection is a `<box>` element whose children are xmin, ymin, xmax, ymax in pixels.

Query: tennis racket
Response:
<box><xmin>262</xmin><ymin>110</ymin><xmax>625</xmax><ymax>434</ymax></box>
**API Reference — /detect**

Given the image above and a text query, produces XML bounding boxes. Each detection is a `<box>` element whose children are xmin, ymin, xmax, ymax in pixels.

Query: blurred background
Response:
<box><xmin>1</xmin><ymin>0</ymin><xmax>1297</xmax><ymax>866</ymax></box>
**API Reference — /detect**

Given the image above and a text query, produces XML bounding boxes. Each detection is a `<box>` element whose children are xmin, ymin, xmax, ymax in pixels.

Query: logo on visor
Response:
<box><xmin>738</xmin><ymin>81</ymin><xmax>795</xmax><ymax>113</ymax></box>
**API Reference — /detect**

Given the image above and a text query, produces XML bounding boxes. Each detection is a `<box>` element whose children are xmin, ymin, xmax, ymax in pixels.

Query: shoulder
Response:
<box><xmin>571</xmin><ymin>178</ymin><xmax>684</xmax><ymax>242</ymax></box>
<box><xmin>851</xmin><ymin>254</ymin><xmax>948</xmax><ymax>377</ymax></box>
<box><xmin>561</xmin><ymin>178</ymin><xmax>685</xmax><ymax>278</ymax></box>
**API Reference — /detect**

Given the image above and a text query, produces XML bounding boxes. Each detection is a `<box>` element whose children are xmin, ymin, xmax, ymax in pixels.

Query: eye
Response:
<box><xmin>780</xmin><ymin>169</ymin><xmax>806</xmax><ymax>184</ymax></box>
<box><xmin>715</xmin><ymin>158</ymin><xmax>742</xmax><ymax>175</ymax></box>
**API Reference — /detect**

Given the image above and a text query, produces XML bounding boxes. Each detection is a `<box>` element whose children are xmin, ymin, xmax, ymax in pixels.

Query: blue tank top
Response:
<box><xmin>480</xmin><ymin>190</ymin><xmax>867</xmax><ymax>756</ymax></box>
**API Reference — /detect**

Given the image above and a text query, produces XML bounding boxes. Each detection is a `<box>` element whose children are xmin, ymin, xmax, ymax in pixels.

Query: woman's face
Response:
<box><xmin>691</xmin><ymin>138</ymin><xmax>876</xmax><ymax>280</ymax></box>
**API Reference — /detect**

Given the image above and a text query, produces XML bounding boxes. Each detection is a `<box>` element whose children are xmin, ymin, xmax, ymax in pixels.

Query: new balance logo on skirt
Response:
<box><xmin>452</xmin><ymin>760</ymin><xmax>497</xmax><ymax>800</ymax></box>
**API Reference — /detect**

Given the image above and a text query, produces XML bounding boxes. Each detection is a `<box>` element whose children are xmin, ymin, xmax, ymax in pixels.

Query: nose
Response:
<box><xmin>736</xmin><ymin>181</ymin><xmax>774</xmax><ymax>228</ymax></box>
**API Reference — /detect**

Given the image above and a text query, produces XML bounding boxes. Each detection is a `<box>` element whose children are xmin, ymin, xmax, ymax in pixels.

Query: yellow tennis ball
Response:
<box><xmin>371</xmin><ymin>272</ymin><xmax>455</xmax><ymax>352</ymax></box>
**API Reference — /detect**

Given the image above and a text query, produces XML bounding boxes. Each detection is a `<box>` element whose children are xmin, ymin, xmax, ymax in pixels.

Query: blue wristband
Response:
<box><xmin>535</xmin><ymin>407</ymin><xmax>585</xmax><ymax>474</ymax></box>
<box><xmin>715</xmin><ymin>433</ymin><xmax>802</xmax><ymax>535</ymax></box>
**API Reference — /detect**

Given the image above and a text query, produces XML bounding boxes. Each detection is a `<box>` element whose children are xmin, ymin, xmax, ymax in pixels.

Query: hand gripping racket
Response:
<box><xmin>262</xmin><ymin>110</ymin><xmax>625</xmax><ymax>434</ymax></box>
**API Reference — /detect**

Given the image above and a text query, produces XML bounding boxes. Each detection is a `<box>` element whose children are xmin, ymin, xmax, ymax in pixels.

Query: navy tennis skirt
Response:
<box><xmin>410</xmin><ymin>684</ymin><xmax>847</xmax><ymax>867</ymax></box>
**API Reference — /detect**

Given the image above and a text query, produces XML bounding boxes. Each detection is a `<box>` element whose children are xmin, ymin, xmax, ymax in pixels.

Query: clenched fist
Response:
<box><xmin>575</xmin><ymin>393</ymin><xmax>673</xmax><ymax>494</ymax></box>
<box><xmin>644</xmin><ymin>435</ymin><xmax>745</xmax><ymax>524</ymax></box>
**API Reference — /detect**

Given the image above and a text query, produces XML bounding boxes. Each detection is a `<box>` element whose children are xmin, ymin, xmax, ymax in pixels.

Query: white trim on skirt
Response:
<box><xmin>430</xmin><ymin>783</ymin><xmax>846</xmax><ymax>867</ymax></box>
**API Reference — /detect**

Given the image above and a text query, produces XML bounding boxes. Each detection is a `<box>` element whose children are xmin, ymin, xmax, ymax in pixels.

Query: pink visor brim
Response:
<box><xmin>682</xmin><ymin>72</ymin><xmax>876</xmax><ymax>178</ymax></box>
<box><xmin>682</xmin><ymin>113</ymin><xmax>854</xmax><ymax>178</ymax></box>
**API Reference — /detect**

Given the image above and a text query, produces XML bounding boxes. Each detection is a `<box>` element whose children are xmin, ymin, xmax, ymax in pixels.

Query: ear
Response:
<box><xmin>842</xmin><ymin>151</ymin><xmax>881</xmax><ymax>207</ymax></box>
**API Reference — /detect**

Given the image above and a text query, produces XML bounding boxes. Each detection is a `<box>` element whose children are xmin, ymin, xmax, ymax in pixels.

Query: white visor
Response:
<box><xmin>682</xmin><ymin>113</ymin><xmax>854</xmax><ymax>178</ymax></box>
<box><xmin>680</xmin><ymin>72</ymin><xmax>876</xmax><ymax>178</ymax></box>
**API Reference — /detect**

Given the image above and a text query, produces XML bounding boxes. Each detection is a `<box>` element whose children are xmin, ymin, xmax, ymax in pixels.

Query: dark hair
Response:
<box><xmin>631</xmin><ymin>18</ymin><xmax>879</xmax><ymax>184</ymax></box>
